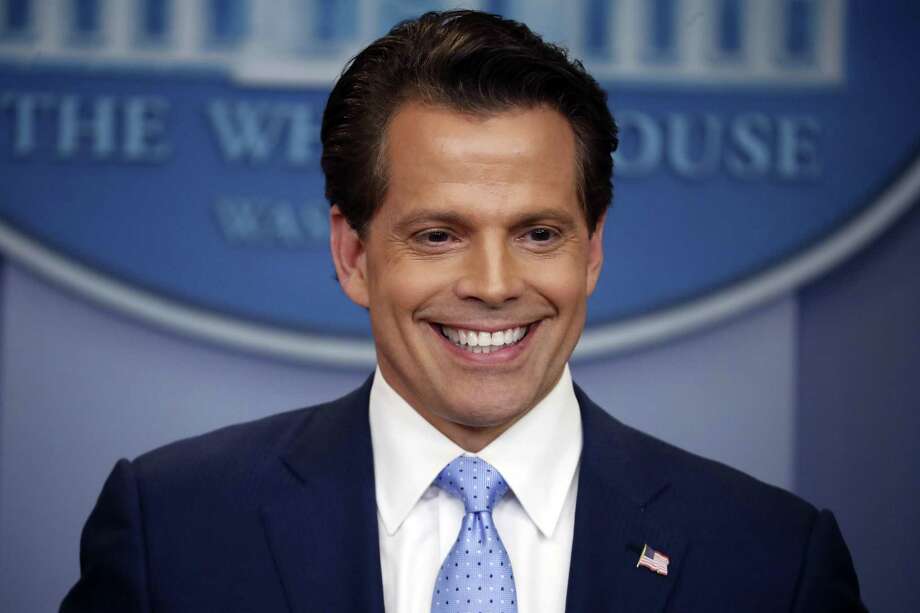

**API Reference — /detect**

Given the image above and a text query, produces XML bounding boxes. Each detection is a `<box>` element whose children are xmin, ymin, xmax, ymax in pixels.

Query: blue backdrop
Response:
<box><xmin>0</xmin><ymin>2</ymin><xmax>917</xmax><ymax>611</ymax></box>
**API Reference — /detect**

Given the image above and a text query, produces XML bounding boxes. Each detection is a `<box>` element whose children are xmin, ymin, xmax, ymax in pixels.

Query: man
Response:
<box><xmin>62</xmin><ymin>10</ymin><xmax>865</xmax><ymax>613</ymax></box>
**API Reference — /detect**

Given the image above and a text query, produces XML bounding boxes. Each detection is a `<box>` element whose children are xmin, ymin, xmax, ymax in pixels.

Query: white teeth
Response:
<box><xmin>439</xmin><ymin>324</ymin><xmax>531</xmax><ymax>353</ymax></box>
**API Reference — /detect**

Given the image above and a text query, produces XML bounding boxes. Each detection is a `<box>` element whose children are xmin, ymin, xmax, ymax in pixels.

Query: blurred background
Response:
<box><xmin>0</xmin><ymin>1</ymin><xmax>918</xmax><ymax>611</ymax></box>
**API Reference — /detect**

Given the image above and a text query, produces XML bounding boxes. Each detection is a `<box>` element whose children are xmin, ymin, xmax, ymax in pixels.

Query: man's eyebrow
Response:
<box><xmin>392</xmin><ymin>207</ymin><xmax>580</xmax><ymax>233</ymax></box>
<box><xmin>511</xmin><ymin>209</ymin><xmax>580</xmax><ymax>230</ymax></box>
<box><xmin>392</xmin><ymin>210</ymin><xmax>471</xmax><ymax>234</ymax></box>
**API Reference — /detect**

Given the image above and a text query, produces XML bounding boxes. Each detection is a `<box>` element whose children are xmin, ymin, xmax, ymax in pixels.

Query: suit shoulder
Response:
<box><xmin>130</xmin><ymin>383</ymin><xmax>366</xmax><ymax>492</ymax></box>
<box><xmin>134</xmin><ymin>404</ymin><xmax>311</xmax><ymax>475</ymax></box>
<box><xmin>578</xmin><ymin>395</ymin><xmax>817</xmax><ymax>534</ymax></box>
<box><xmin>579</xmin><ymin>400</ymin><xmax>865</xmax><ymax>611</ymax></box>
<box><xmin>629</xmin><ymin>419</ymin><xmax>814</xmax><ymax>519</ymax></box>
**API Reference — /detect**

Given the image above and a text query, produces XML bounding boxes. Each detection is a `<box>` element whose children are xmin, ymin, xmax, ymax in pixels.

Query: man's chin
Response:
<box><xmin>436</xmin><ymin>402</ymin><xmax>533</xmax><ymax>433</ymax></box>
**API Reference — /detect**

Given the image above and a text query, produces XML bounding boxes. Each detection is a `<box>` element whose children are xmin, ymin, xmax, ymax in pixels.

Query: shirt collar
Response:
<box><xmin>369</xmin><ymin>365</ymin><xmax>582</xmax><ymax>539</ymax></box>
<box><xmin>369</xmin><ymin>368</ymin><xmax>464</xmax><ymax>537</ymax></box>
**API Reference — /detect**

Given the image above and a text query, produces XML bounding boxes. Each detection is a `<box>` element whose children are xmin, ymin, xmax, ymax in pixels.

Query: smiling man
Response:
<box><xmin>330</xmin><ymin>103</ymin><xmax>601</xmax><ymax>452</ymax></box>
<box><xmin>63</xmin><ymin>10</ymin><xmax>865</xmax><ymax>613</ymax></box>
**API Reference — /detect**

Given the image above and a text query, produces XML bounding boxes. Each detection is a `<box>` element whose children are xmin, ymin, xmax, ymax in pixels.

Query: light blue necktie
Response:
<box><xmin>431</xmin><ymin>455</ymin><xmax>519</xmax><ymax>613</ymax></box>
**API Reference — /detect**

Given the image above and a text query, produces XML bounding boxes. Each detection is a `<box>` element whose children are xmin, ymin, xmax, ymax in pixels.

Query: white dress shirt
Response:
<box><xmin>369</xmin><ymin>365</ymin><xmax>582</xmax><ymax>613</ymax></box>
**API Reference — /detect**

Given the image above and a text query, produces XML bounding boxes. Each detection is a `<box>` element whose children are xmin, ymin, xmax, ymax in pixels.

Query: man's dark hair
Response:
<box><xmin>321</xmin><ymin>9</ymin><xmax>618</xmax><ymax>235</ymax></box>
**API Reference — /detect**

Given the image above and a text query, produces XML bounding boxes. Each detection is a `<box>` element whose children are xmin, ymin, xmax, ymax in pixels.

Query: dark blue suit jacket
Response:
<box><xmin>62</xmin><ymin>379</ymin><xmax>866</xmax><ymax>612</ymax></box>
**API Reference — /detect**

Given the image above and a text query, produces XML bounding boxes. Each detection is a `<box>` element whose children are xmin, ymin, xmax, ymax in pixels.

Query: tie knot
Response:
<box><xmin>434</xmin><ymin>455</ymin><xmax>510</xmax><ymax>513</ymax></box>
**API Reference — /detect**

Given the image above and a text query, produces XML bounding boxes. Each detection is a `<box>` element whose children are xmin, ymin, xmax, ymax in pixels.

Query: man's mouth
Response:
<box><xmin>437</xmin><ymin>324</ymin><xmax>532</xmax><ymax>354</ymax></box>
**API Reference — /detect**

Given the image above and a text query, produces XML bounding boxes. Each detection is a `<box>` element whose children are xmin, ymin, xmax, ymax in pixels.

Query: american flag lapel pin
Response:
<box><xmin>637</xmin><ymin>543</ymin><xmax>670</xmax><ymax>576</ymax></box>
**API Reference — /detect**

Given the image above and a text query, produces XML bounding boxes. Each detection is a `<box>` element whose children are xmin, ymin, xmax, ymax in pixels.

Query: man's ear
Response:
<box><xmin>585</xmin><ymin>211</ymin><xmax>606</xmax><ymax>297</ymax></box>
<box><xmin>329</xmin><ymin>205</ymin><xmax>370</xmax><ymax>308</ymax></box>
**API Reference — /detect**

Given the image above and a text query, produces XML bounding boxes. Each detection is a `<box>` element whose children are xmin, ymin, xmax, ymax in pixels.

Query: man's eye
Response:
<box><xmin>419</xmin><ymin>230</ymin><xmax>452</xmax><ymax>243</ymax></box>
<box><xmin>527</xmin><ymin>228</ymin><xmax>556</xmax><ymax>242</ymax></box>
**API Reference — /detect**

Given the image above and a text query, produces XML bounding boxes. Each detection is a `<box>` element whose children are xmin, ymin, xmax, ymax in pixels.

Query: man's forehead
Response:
<box><xmin>383</xmin><ymin>102</ymin><xmax>577</xmax><ymax>189</ymax></box>
<box><xmin>386</xmin><ymin>102</ymin><xmax>575</xmax><ymax>159</ymax></box>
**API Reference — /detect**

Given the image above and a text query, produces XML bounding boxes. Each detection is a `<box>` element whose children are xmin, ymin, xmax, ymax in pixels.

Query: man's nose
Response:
<box><xmin>454</xmin><ymin>236</ymin><xmax>526</xmax><ymax>306</ymax></box>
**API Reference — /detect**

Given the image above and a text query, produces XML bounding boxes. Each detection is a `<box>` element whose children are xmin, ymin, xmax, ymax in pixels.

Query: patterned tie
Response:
<box><xmin>431</xmin><ymin>455</ymin><xmax>519</xmax><ymax>612</ymax></box>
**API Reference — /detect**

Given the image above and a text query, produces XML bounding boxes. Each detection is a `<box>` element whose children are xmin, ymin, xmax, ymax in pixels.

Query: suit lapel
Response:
<box><xmin>566</xmin><ymin>387</ymin><xmax>687</xmax><ymax>613</ymax></box>
<box><xmin>260</xmin><ymin>378</ymin><xmax>385</xmax><ymax>613</ymax></box>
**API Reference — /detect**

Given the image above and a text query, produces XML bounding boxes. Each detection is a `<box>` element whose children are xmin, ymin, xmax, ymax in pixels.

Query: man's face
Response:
<box><xmin>331</xmin><ymin>103</ymin><xmax>605</xmax><ymax>449</ymax></box>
